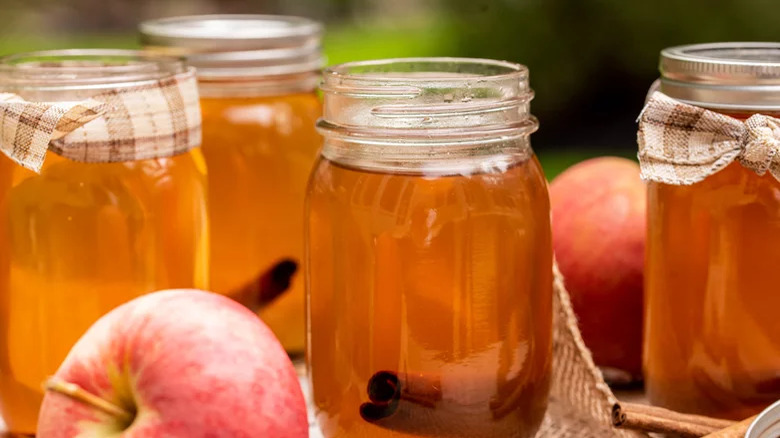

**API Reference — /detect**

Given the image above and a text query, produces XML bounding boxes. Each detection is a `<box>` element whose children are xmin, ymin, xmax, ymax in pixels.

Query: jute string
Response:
<box><xmin>0</xmin><ymin>68</ymin><xmax>201</xmax><ymax>172</ymax></box>
<box><xmin>541</xmin><ymin>262</ymin><xmax>648</xmax><ymax>438</ymax></box>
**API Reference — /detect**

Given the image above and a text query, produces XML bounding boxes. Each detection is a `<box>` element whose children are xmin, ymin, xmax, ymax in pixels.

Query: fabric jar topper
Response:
<box><xmin>638</xmin><ymin>91</ymin><xmax>780</xmax><ymax>185</ymax></box>
<box><xmin>0</xmin><ymin>68</ymin><xmax>201</xmax><ymax>173</ymax></box>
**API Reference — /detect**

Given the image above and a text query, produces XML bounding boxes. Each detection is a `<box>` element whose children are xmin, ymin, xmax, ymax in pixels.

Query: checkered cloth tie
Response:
<box><xmin>638</xmin><ymin>91</ymin><xmax>780</xmax><ymax>185</ymax></box>
<box><xmin>0</xmin><ymin>68</ymin><xmax>201</xmax><ymax>172</ymax></box>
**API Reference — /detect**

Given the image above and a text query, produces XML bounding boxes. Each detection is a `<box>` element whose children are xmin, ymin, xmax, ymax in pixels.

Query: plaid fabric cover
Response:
<box><xmin>0</xmin><ymin>68</ymin><xmax>201</xmax><ymax>172</ymax></box>
<box><xmin>638</xmin><ymin>91</ymin><xmax>780</xmax><ymax>185</ymax></box>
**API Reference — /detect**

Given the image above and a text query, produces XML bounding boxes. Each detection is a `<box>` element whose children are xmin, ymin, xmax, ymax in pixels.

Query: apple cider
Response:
<box><xmin>644</xmin><ymin>43</ymin><xmax>780</xmax><ymax>419</ymax></box>
<box><xmin>199</xmin><ymin>93</ymin><xmax>320</xmax><ymax>353</ymax></box>
<box><xmin>307</xmin><ymin>59</ymin><xmax>552</xmax><ymax>438</ymax></box>
<box><xmin>141</xmin><ymin>16</ymin><xmax>324</xmax><ymax>354</ymax></box>
<box><xmin>0</xmin><ymin>51</ymin><xmax>208</xmax><ymax>434</ymax></box>
<box><xmin>646</xmin><ymin>162</ymin><xmax>780</xmax><ymax>419</ymax></box>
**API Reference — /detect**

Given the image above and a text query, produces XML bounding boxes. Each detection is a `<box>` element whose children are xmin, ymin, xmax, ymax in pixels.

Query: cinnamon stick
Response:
<box><xmin>702</xmin><ymin>415</ymin><xmax>757</xmax><ymax>438</ymax></box>
<box><xmin>229</xmin><ymin>259</ymin><xmax>298</xmax><ymax>312</ymax></box>
<box><xmin>360</xmin><ymin>370</ymin><xmax>442</xmax><ymax>422</ymax></box>
<box><xmin>612</xmin><ymin>402</ymin><xmax>736</xmax><ymax>437</ymax></box>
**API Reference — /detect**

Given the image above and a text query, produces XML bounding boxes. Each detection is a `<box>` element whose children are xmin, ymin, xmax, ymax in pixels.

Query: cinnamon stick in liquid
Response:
<box><xmin>229</xmin><ymin>259</ymin><xmax>298</xmax><ymax>312</ymax></box>
<box><xmin>360</xmin><ymin>370</ymin><xmax>547</xmax><ymax>437</ymax></box>
<box><xmin>360</xmin><ymin>370</ymin><xmax>442</xmax><ymax>422</ymax></box>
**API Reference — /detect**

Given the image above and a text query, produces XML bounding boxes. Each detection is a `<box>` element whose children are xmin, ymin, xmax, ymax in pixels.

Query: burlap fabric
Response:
<box><xmin>541</xmin><ymin>263</ymin><xmax>648</xmax><ymax>438</ymax></box>
<box><xmin>0</xmin><ymin>68</ymin><xmax>201</xmax><ymax>172</ymax></box>
<box><xmin>638</xmin><ymin>91</ymin><xmax>780</xmax><ymax>185</ymax></box>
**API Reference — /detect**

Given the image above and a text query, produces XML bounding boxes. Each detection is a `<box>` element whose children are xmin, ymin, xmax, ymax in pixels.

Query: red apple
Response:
<box><xmin>37</xmin><ymin>289</ymin><xmax>308</xmax><ymax>437</ymax></box>
<box><xmin>549</xmin><ymin>157</ymin><xmax>646</xmax><ymax>383</ymax></box>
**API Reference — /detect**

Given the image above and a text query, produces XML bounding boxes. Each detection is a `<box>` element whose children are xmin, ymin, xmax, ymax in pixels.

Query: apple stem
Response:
<box><xmin>44</xmin><ymin>376</ymin><xmax>134</xmax><ymax>423</ymax></box>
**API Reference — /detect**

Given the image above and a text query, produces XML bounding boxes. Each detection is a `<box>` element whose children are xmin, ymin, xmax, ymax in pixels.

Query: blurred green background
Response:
<box><xmin>1</xmin><ymin>0</ymin><xmax>779</xmax><ymax>177</ymax></box>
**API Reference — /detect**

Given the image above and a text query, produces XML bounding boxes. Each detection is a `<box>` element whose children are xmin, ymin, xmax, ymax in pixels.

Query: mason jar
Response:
<box><xmin>306</xmin><ymin>58</ymin><xmax>552</xmax><ymax>437</ymax></box>
<box><xmin>141</xmin><ymin>15</ymin><xmax>323</xmax><ymax>355</ymax></box>
<box><xmin>0</xmin><ymin>49</ymin><xmax>207</xmax><ymax>434</ymax></box>
<box><xmin>643</xmin><ymin>43</ymin><xmax>780</xmax><ymax>419</ymax></box>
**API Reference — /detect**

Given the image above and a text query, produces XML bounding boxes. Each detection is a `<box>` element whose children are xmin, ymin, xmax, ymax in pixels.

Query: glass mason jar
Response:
<box><xmin>307</xmin><ymin>58</ymin><xmax>552</xmax><ymax>438</ymax></box>
<box><xmin>644</xmin><ymin>43</ymin><xmax>780</xmax><ymax>419</ymax></box>
<box><xmin>140</xmin><ymin>15</ymin><xmax>323</xmax><ymax>355</ymax></box>
<box><xmin>0</xmin><ymin>50</ymin><xmax>208</xmax><ymax>434</ymax></box>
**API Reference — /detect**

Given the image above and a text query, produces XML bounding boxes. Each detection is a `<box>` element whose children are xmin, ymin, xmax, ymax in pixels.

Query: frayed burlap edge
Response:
<box><xmin>540</xmin><ymin>261</ymin><xmax>649</xmax><ymax>438</ymax></box>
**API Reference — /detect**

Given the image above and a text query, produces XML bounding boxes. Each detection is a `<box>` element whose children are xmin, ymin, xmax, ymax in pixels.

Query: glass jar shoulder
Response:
<box><xmin>198</xmin><ymin>92</ymin><xmax>322</xmax><ymax>158</ymax></box>
<box><xmin>308</xmin><ymin>154</ymin><xmax>549</xmax><ymax>221</ymax></box>
<box><xmin>7</xmin><ymin>148</ymin><xmax>205</xmax><ymax>184</ymax></box>
<box><xmin>649</xmin><ymin>161</ymin><xmax>780</xmax><ymax>211</ymax></box>
<box><xmin>199</xmin><ymin>92</ymin><xmax>322</xmax><ymax>129</ymax></box>
<box><xmin>2</xmin><ymin>150</ymin><xmax>206</xmax><ymax>216</ymax></box>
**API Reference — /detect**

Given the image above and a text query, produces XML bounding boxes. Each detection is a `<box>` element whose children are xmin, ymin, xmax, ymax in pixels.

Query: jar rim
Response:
<box><xmin>317</xmin><ymin>57</ymin><xmax>539</xmax><ymax>171</ymax></box>
<box><xmin>139</xmin><ymin>14</ymin><xmax>324</xmax><ymax>82</ymax></box>
<box><xmin>659</xmin><ymin>42</ymin><xmax>780</xmax><ymax>110</ymax></box>
<box><xmin>318</xmin><ymin>56</ymin><xmax>536</xmax><ymax>144</ymax></box>
<box><xmin>140</xmin><ymin>14</ymin><xmax>322</xmax><ymax>46</ymax></box>
<box><xmin>745</xmin><ymin>399</ymin><xmax>780</xmax><ymax>438</ymax></box>
<box><xmin>318</xmin><ymin>57</ymin><xmax>536</xmax><ymax>172</ymax></box>
<box><xmin>323</xmin><ymin>57</ymin><xmax>528</xmax><ymax>83</ymax></box>
<box><xmin>662</xmin><ymin>42</ymin><xmax>780</xmax><ymax>83</ymax></box>
<box><xmin>0</xmin><ymin>49</ymin><xmax>186</xmax><ymax>91</ymax></box>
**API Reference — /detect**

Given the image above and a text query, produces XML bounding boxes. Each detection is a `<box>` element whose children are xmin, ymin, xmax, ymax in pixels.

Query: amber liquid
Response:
<box><xmin>307</xmin><ymin>156</ymin><xmax>553</xmax><ymax>438</ymax></box>
<box><xmin>0</xmin><ymin>150</ymin><xmax>208</xmax><ymax>434</ymax></box>
<box><xmin>200</xmin><ymin>93</ymin><xmax>321</xmax><ymax>354</ymax></box>
<box><xmin>645</xmin><ymin>161</ymin><xmax>780</xmax><ymax>419</ymax></box>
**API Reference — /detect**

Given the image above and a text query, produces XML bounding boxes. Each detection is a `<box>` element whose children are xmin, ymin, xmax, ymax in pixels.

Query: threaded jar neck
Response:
<box><xmin>317</xmin><ymin>58</ymin><xmax>538</xmax><ymax>172</ymax></box>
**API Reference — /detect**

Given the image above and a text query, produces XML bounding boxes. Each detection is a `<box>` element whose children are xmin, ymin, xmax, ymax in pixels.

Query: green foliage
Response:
<box><xmin>5</xmin><ymin>1</ymin><xmax>772</xmax><ymax>163</ymax></box>
<box><xmin>322</xmin><ymin>19</ymin><xmax>459</xmax><ymax>64</ymax></box>
<box><xmin>0</xmin><ymin>19</ymin><xmax>457</xmax><ymax>62</ymax></box>
<box><xmin>446</xmin><ymin>0</ymin><xmax>780</xmax><ymax>114</ymax></box>
<box><xmin>537</xmin><ymin>148</ymin><xmax>635</xmax><ymax>179</ymax></box>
